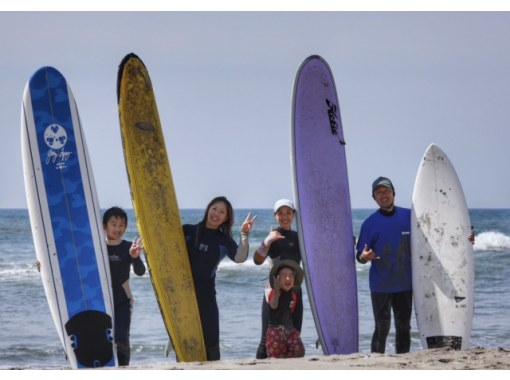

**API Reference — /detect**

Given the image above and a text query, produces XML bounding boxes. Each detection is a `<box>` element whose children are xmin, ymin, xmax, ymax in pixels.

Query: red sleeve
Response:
<box><xmin>291</xmin><ymin>291</ymin><xmax>297</xmax><ymax>313</ymax></box>
<box><xmin>266</xmin><ymin>289</ymin><xmax>274</xmax><ymax>303</ymax></box>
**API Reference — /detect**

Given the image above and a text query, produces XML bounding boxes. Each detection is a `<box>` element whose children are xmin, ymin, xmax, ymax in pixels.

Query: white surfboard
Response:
<box><xmin>21</xmin><ymin>66</ymin><xmax>116</xmax><ymax>368</ymax></box>
<box><xmin>411</xmin><ymin>143</ymin><xmax>474</xmax><ymax>350</ymax></box>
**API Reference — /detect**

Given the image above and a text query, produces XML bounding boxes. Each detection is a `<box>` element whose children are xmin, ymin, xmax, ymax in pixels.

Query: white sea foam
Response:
<box><xmin>0</xmin><ymin>263</ymin><xmax>40</xmax><ymax>282</ymax></box>
<box><xmin>473</xmin><ymin>231</ymin><xmax>510</xmax><ymax>252</ymax></box>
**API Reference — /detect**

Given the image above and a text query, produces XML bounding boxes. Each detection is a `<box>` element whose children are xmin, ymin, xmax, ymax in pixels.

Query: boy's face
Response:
<box><xmin>275</xmin><ymin>206</ymin><xmax>294</xmax><ymax>231</ymax></box>
<box><xmin>104</xmin><ymin>216</ymin><xmax>127</xmax><ymax>241</ymax></box>
<box><xmin>277</xmin><ymin>267</ymin><xmax>295</xmax><ymax>292</ymax></box>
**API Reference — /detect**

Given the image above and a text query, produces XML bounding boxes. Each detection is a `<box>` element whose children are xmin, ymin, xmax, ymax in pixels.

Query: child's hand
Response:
<box><xmin>273</xmin><ymin>275</ymin><xmax>281</xmax><ymax>293</ymax></box>
<box><xmin>130</xmin><ymin>236</ymin><xmax>144</xmax><ymax>258</ymax></box>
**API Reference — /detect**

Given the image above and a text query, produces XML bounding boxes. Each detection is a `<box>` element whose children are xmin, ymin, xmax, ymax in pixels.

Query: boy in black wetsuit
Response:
<box><xmin>103</xmin><ymin>207</ymin><xmax>146</xmax><ymax>366</ymax></box>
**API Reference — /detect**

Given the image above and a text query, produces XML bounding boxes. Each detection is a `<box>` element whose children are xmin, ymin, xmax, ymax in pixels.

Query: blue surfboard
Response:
<box><xmin>21</xmin><ymin>66</ymin><xmax>116</xmax><ymax>368</ymax></box>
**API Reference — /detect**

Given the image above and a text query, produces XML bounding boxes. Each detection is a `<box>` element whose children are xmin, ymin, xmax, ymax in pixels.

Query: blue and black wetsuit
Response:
<box><xmin>356</xmin><ymin>206</ymin><xmax>412</xmax><ymax>354</ymax></box>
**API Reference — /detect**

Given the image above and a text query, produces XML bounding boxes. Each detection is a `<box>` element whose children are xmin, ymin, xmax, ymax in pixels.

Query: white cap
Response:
<box><xmin>273</xmin><ymin>199</ymin><xmax>295</xmax><ymax>213</ymax></box>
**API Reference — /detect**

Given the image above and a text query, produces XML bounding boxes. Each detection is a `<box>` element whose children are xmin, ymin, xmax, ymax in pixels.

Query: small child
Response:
<box><xmin>103</xmin><ymin>206</ymin><xmax>146</xmax><ymax>366</ymax></box>
<box><xmin>265</xmin><ymin>260</ymin><xmax>305</xmax><ymax>359</ymax></box>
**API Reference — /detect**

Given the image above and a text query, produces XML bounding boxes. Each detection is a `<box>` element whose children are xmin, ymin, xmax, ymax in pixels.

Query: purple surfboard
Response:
<box><xmin>291</xmin><ymin>55</ymin><xmax>358</xmax><ymax>355</ymax></box>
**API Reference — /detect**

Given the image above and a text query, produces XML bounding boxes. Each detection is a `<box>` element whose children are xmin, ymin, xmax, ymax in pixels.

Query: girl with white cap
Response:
<box><xmin>253</xmin><ymin>199</ymin><xmax>303</xmax><ymax>359</ymax></box>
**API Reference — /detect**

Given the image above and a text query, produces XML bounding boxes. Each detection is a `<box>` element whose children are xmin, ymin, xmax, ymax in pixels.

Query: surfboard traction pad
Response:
<box><xmin>426</xmin><ymin>336</ymin><xmax>462</xmax><ymax>350</ymax></box>
<box><xmin>65</xmin><ymin>310</ymin><xmax>114</xmax><ymax>367</ymax></box>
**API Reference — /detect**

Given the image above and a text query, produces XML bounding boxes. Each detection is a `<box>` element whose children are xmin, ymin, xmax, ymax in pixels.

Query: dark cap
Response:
<box><xmin>372</xmin><ymin>176</ymin><xmax>394</xmax><ymax>193</ymax></box>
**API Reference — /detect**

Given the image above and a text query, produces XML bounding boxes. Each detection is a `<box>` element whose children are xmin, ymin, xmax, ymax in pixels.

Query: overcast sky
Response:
<box><xmin>1</xmin><ymin>10</ymin><xmax>509</xmax><ymax>210</ymax></box>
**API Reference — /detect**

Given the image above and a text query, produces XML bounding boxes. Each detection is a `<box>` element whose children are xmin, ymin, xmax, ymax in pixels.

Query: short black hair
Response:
<box><xmin>102</xmin><ymin>206</ymin><xmax>128</xmax><ymax>226</ymax></box>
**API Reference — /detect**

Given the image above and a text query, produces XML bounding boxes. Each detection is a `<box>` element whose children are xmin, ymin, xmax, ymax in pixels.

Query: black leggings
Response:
<box><xmin>114</xmin><ymin>301</ymin><xmax>132</xmax><ymax>366</ymax></box>
<box><xmin>196</xmin><ymin>289</ymin><xmax>220</xmax><ymax>361</ymax></box>
<box><xmin>370</xmin><ymin>290</ymin><xmax>412</xmax><ymax>354</ymax></box>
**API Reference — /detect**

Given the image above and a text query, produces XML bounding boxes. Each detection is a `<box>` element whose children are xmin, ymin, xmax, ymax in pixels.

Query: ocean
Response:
<box><xmin>0</xmin><ymin>208</ymin><xmax>509</xmax><ymax>369</ymax></box>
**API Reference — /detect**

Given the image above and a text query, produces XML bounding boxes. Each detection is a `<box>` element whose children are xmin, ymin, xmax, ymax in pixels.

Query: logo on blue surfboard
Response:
<box><xmin>43</xmin><ymin>123</ymin><xmax>72</xmax><ymax>169</ymax></box>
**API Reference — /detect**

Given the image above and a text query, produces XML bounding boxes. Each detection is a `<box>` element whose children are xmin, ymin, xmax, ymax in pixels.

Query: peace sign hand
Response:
<box><xmin>241</xmin><ymin>212</ymin><xmax>257</xmax><ymax>233</ymax></box>
<box><xmin>130</xmin><ymin>236</ymin><xmax>144</xmax><ymax>258</ymax></box>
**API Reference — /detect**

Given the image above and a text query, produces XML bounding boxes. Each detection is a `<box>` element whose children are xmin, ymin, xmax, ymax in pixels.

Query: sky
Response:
<box><xmin>1</xmin><ymin>8</ymin><xmax>510</xmax><ymax>211</ymax></box>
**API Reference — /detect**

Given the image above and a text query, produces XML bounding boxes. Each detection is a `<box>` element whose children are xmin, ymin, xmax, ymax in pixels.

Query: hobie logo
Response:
<box><xmin>326</xmin><ymin>99</ymin><xmax>345</xmax><ymax>145</ymax></box>
<box><xmin>44</xmin><ymin>124</ymin><xmax>72</xmax><ymax>168</ymax></box>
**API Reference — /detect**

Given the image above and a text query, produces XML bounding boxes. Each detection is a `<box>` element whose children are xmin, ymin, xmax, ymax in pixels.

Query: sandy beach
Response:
<box><xmin>127</xmin><ymin>347</ymin><xmax>510</xmax><ymax>370</ymax></box>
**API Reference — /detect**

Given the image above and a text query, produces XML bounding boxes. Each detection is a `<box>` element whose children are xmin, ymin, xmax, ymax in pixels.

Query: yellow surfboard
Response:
<box><xmin>117</xmin><ymin>53</ymin><xmax>206</xmax><ymax>362</ymax></box>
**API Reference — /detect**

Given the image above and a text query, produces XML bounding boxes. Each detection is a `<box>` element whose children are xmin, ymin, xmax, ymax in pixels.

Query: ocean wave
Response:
<box><xmin>474</xmin><ymin>231</ymin><xmax>510</xmax><ymax>252</ymax></box>
<box><xmin>0</xmin><ymin>343</ymin><xmax>66</xmax><ymax>369</ymax></box>
<box><xmin>0</xmin><ymin>263</ymin><xmax>40</xmax><ymax>282</ymax></box>
<box><xmin>218</xmin><ymin>257</ymin><xmax>270</xmax><ymax>270</ymax></box>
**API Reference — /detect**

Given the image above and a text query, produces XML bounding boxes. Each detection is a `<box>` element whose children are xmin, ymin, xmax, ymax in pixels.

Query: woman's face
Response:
<box><xmin>205</xmin><ymin>201</ymin><xmax>229</xmax><ymax>229</ymax></box>
<box><xmin>275</xmin><ymin>206</ymin><xmax>294</xmax><ymax>231</ymax></box>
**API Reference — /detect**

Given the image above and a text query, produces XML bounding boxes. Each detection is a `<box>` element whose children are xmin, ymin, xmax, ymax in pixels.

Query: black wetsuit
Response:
<box><xmin>256</xmin><ymin>227</ymin><xmax>302</xmax><ymax>359</ymax></box>
<box><xmin>107</xmin><ymin>240</ymin><xmax>146</xmax><ymax>366</ymax></box>
<box><xmin>183</xmin><ymin>223</ymin><xmax>239</xmax><ymax>361</ymax></box>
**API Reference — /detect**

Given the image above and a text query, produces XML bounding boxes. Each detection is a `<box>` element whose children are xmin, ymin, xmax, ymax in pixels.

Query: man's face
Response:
<box><xmin>373</xmin><ymin>186</ymin><xmax>394</xmax><ymax>211</ymax></box>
